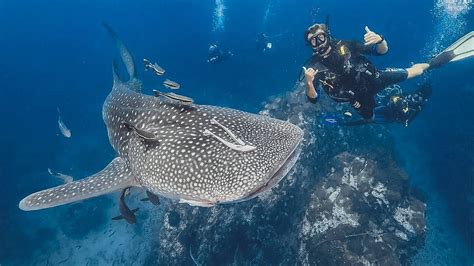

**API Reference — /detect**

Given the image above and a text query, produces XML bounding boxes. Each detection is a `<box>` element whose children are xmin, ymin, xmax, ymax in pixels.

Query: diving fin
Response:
<box><xmin>429</xmin><ymin>31</ymin><xmax>474</xmax><ymax>68</ymax></box>
<box><xmin>322</xmin><ymin>115</ymin><xmax>371</xmax><ymax>127</ymax></box>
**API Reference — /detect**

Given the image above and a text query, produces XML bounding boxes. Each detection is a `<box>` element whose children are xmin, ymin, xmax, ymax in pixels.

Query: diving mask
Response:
<box><xmin>306</xmin><ymin>24</ymin><xmax>330</xmax><ymax>54</ymax></box>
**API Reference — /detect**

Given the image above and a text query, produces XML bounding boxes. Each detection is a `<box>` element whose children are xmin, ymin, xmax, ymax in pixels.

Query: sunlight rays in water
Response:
<box><xmin>213</xmin><ymin>0</ymin><xmax>226</xmax><ymax>32</ymax></box>
<box><xmin>423</xmin><ymin>0</ymin><xmax>472</xmax><ymax>57</ymax></box>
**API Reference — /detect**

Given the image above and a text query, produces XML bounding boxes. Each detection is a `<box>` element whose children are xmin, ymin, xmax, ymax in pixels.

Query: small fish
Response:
<box><xmin>140</xmin><ymin>190</ymin><xmax>161</xmax><ymax>206</ymax></box>
<box><xmin>162</xmin><ymin>92</ymin><xmax>193</xmax><ymax>105</ymax></box>
<box><xmin>324</xmin><ymin>118</ymin><xmax>338</xmax><ymax>124</ymax></box>
<box><xmin>112</xmin><ymin>187</ymin><xmax>139</xmax><ymax>224</ymax></box>
<box><xmin>47</xmin><ymin>168</ymin><xmax>74</xmax><ymax>184</ymax></box>
<box><xmin>123</xmin><ymin>122</ymin><xmax>159</xmax><ymax>141</ymax></box>
<box><xmin>163</xmin><ymin>79</ymin><xmax>180</xmax><ymax>90</ymax></box>
<box><xmin>344</xmin><ymin>112</ymin><xmax>353</xmax><ymax>117</ymax></box>
<box><xmin>57</xmin><ymin>108</ymin><xmax>71</xmax><ymax>138</ymax></box>
<box><xmin>154</xmin><ymin>90</ymin><xmax>193</xmax><ymax>105</ymax></box>
<box><xmin>143</xmin><ymin>58</ymin><xmax>165</xmax><ymax>76</ymax></box>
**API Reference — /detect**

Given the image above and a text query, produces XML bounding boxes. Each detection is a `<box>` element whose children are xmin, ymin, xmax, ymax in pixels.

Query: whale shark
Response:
<box><xmin>19</xmin><ymin>24</ymin><xmax>303</xmax><ymax>212</ymax></box>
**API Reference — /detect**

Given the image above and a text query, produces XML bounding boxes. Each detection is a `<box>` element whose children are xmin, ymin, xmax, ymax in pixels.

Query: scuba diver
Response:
<box><xmin>256</xmin><ymin>33</ymin><xmax>272</xmax><ymax>53</ymax></box>
<box><xmin>302</xmin><ymin>20</ymin><xmax>474</xmax><ymax>121</ymax></box>
<box><xmin>374</xmin><ymin>83</ymin><xmax>432</xmax><ymax>126</ymax></box>
<box><xmin>207</xmin><ymin>43</ymin><xmax>234</xmax><ymax>64</ymax></box>
<box><xmin>331</xmin><ymin>82</ymin><xmax>432</xmax><ymax>126</ymax></box>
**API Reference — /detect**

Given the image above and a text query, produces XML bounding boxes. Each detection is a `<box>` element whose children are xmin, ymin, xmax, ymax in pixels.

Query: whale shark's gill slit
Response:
<box><xmin>203</xmin><ymin>118</ymin><xmax>256</xmax><ymax>152</ymax></box>
<box><xmin>203</xmin><ymin>129</ymin><xmax>256</xmax><ymax>152</ymax></box>
<box><xmin>210</xmin><ymin>118</ymin><xmax>245</xmax><ymax>145</ymax></box>
<box><xmin>19</xmin><ymin>157</ymin><xmax>137</xmax><ymax>211</ymax></box>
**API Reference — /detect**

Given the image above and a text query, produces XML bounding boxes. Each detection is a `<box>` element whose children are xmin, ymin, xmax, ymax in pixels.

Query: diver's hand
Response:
<box><xmin>303</xmin><ymin>66</ymin><xmax>317</xmax><ymax>83</ymax></box>
<box><xmin>303</xmin><ymin>66</ymin><xmax>318</xmax><ymax>100</ymax></box>
<box><xmin>364</xmin><ymin>26</ymin><xmax>383</xmax><ymax>46</ymax></box>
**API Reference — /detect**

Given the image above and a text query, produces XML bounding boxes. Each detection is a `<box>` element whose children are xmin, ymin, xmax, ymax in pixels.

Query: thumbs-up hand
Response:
<box><xmin>302</xmin><ymin>66</ymin><xmax>317</xmax><ymax>83</ymax></box>
<box><xmin>364</xmin><ymin>26</ymin><xmax>383</xmax><ymax>46</ymax></box>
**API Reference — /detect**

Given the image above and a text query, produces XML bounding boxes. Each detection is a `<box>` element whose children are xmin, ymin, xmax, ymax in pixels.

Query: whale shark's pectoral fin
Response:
<box><xmin>19</xmin><ymin>157</ymin><xmax>137</xmax><ymax>211</ymax></box>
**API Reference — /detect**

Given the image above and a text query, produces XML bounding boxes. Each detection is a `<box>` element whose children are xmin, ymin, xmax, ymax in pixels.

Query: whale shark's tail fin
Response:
<box><xmin>19</xmin><ymin>157</ymin><xmax>137</xmax><ymax>211</ymax></box>
<box><xmin>112</xmin><ymin>59</ymin><xmax>123</xmax><ymax>86</ymax></box>
<box><xmin>103</xmin><ymin>22</ymin><xmax>139</xmax><ymax>90</ymax></box>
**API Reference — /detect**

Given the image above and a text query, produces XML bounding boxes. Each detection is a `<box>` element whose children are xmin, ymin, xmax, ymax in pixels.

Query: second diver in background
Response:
<box><xmin>374</xmin><ymin>83</ymin><xmax>432</xmax><ymax>126</ymax></box>
<box><xmin>256</xmin><ymin>33</ymin><xmax>272</xmax><ymax>53</ymax></box>
<box><xmin>334</xmin><ymin>82</ymin><xmax>432</xmax><ymax>126</ymax></box>
<box><xmin>207</xmin><ymin>43</ymin><xmax>234</xmax><ymax>64</ymax></box>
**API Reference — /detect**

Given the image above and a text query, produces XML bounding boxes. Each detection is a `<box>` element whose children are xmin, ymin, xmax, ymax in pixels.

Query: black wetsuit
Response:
<box><xmin>308</xmin><ymin>39</ymin><xmax>408</xmax><ymax>119</ymax></box>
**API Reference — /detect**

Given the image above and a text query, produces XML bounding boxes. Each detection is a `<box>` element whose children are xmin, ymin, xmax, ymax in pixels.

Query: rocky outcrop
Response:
<box><xmin>299</xmin><ymin>152</ymin><xmax>425</xmax><ymax>265</ymax></box>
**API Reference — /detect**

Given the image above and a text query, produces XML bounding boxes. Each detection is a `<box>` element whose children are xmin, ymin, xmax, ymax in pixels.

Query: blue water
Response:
<box><xmin>0</xmin><ymin>0</ymin><xmax>472</xmax><ymax>264</ymax></box>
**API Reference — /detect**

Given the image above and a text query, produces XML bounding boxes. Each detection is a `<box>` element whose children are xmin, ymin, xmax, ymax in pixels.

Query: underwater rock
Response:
<box><xmin>167</xmin><ymin>211</ymin><xmax>181</xmax><ymax>228</ymax></box>
<box><xmin>145</xmin><ymin>83</ymin><xmax>426</xmax><ymax>265</ymax></box>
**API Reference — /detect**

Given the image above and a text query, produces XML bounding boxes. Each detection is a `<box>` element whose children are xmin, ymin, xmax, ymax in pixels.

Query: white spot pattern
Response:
<box><xmin>103</xmin><ymin>84</ymin><xmax>303</xmax><ymax>204</ymax></box>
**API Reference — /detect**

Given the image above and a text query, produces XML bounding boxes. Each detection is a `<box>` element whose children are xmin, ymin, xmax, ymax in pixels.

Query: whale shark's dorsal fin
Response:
<box><xmin>103</xmin><ymin>22</ymin><xmax>138</xmax><ymax>89</ymax></box>
<box><xmin>19</xmin><ymin>157</ymin><xmax>137</xmax><ymax>211</ymax></box>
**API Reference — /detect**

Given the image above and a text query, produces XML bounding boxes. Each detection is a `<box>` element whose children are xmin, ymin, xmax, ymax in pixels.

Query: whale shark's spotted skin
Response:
<box><xmin>19</xmin><ymin>25</ymin><xmax>303</xmax><ymax>211</ymax></box>
<box><xmin>104</xmin><ymin>82</ymin><xmax>302</xmax><ymax>204</ymax></box>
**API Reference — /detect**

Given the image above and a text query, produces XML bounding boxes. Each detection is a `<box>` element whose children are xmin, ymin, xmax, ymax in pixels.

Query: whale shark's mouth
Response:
<box><xmin>239</xmin><ymin>141</ymin><xmax>302</xmax><ymax>202</ymax></box>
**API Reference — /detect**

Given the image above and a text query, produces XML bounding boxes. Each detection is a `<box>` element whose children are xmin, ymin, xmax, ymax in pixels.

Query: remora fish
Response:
<box><xmin>154</xmin><ymin>90</ymin><xmax>193</xmax><ymax>105</ymax></box>
<box><xmin>57</xmin><ymin>108</ymin><xmax>71</xmax><ymax>138</ymax></box>
<box><xmin>47</xmin><ymin>168</ymin><xmax>74</xmax><ymax>184</ymax></box>
<box><xmin>18</xmin><ymin>24</ymin><xmax>303</xmax><ymax>212</ymax></box>
<box><xmin>111</xmin><ymin>187</ymin><xmax>139</xmax><ymax>224</ymax></box>
<box><xmin>163</xmin><ymin>79</ymin><xmax>180</xmax><ymax>90</ymax></box>
<box><xmin>140</xmin><ymin>190</ymin><xmax>161</xmax><ymax>206</ymax></box>
<box><xmin>143</xmin><ymin>58</ymin><xmax>165</xmax><ymax>76</ymax></box>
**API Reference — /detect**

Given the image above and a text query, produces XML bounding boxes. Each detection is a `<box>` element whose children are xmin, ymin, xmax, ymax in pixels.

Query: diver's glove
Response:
<box><xmin>364</xmin><ymin>26</ymin><xmax>384</xmax><ymax>46</ymax></box>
